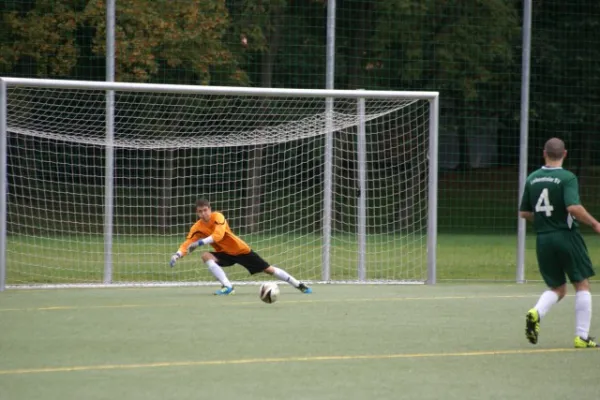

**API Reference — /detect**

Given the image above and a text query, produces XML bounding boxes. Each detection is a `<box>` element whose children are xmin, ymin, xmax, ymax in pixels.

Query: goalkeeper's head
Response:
<box><xmin>196</xmin><ymin>198</ymin><xmax>212</xmax><ymax>222</ymax></box>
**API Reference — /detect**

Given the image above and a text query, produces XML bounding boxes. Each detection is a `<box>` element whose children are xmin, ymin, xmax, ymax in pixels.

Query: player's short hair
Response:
<box><xmin>195</xmin><ymin>199</ymin><xmax>211</xmax><ymax>209</ymax></box>
<box><xmin>544</xmin><ymin>137</ymin><xmax>566</xmax><ymax>161</ymax></box>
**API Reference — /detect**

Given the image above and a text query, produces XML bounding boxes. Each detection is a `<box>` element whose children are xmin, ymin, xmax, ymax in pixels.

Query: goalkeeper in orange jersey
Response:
<box><xmin>169</xmin><ymin>198</ymin><xmax>313</xmax><ymax>296</ymax></box>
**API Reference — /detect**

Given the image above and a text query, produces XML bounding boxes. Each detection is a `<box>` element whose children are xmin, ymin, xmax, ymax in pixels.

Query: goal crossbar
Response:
<box><xmin>0</xmin><ymin>77</ymin><xmax>439</xmax><ymax>100</ymax></box>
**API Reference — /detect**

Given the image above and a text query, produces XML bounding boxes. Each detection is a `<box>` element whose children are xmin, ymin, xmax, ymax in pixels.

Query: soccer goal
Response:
<box><xmin>0</xmin><ymin>78</ymin><xmax>439</xmax><ymax>290</ymax></box>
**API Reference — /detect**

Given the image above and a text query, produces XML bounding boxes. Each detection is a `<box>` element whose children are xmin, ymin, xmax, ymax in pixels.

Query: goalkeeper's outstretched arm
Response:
<box><xmin>169</xmin><ymin>223</ymin><xmax>209</xmax><ymax>267</ymax></box>
<box><xmin>168</xmin><ymin>204</ymin><xmax>227</xmax><ymax>268</ymax></box>
<box><xmin>169</xmin><ymin>222</ymin><xmax>225</xmax><ymax>267</ymax></box>
<box><xmin>185</xmin><ymin>218</ymin><xmax>226</xmax><ymax>254</ymax></box>
<box><xmin>185</xmin><ymin>235</ymin><xmax>215</xmax><ymax>254</ymax></box>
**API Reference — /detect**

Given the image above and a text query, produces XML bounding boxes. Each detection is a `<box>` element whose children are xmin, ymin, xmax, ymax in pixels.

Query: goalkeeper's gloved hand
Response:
<box><xmin>187</xmin><ymin>239</ymin><xmax>204</xmax><ymax>254</ymax></box>
<box><xmin>170</xmin><ymin>252</ymin><xmax>182</xmax><ymax>268</ymax></box>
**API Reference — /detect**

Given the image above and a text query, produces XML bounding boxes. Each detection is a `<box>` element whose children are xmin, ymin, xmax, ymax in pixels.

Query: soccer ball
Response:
<box><xmin>259</xmin><ymin>282</ymin><xmax>280</xmax><ymax>304</ymax></box>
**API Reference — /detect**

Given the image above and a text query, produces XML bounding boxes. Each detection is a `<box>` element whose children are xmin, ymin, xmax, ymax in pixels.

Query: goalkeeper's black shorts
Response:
<box><xmin>210</xmin><ymin>250</ymin><xmax>270</xmax><ymax>275</ymax></box>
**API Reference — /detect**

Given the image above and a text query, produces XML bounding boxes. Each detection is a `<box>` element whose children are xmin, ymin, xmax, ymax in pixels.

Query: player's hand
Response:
<box><xmin>592</xmin><ymin>222</ymin><xmax>600</xmax><ymax>234</ymax></box>
<box><xmin>170</xmin><ymin>252</ymin><xmax>182</xmax><ymax>268</ymax></box>
<box><xmin>187</xmin><ymin>240</ymin><xmax>204</xmax><ymax>254</ymax></box>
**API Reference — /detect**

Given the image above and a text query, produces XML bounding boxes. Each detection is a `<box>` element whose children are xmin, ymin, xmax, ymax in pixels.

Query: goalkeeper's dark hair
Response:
<box><xmin>196</xmin><ymin>198</ymin><xmax>211</xmax><ymax>209</ymax></box>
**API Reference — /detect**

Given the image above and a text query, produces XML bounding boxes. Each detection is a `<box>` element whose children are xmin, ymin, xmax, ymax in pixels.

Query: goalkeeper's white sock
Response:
<box><xmin>206</xmin><ymin>260</ymin><xmax>232</xmax><ymax>288</ymax></box>
<box><xmin>534</xmin><ymin>290</ymin><xmax>559</xmax><ymax>319</ymax></box>
<box><xmin>271</xmin><ymin>266</ymin><xmax>300</xmax><ymax>288</ymax></box>
<box><xmin>575</xmin><ymin>290</ymin><xmax>592</xmax><ymax>339</ymax></box>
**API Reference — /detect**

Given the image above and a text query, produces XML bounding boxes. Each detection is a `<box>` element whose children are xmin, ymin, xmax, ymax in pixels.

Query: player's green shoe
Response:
<box><xmin>214</xmin><ymin>286</ymin><xmax>235</xmax><ymax>296</ymax></box>
<box><xmin>574</xmin><ymin>336</ymin><xmax>599</xmax><ymax>348</ymax></box>
<box><xmin>525</xmin><ymin>308</ymin><xmax>540</xmax><ymax>345</ymax></box>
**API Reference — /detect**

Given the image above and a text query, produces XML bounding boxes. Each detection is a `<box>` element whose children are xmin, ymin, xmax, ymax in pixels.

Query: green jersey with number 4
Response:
<box><xmin>519</xmin><ymin>166</ymin><xmax>580</xmax><ymax>233</ymax></box>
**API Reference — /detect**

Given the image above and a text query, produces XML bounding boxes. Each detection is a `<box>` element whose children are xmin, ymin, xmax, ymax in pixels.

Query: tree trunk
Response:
<box><xmin>160</xmin><ymin>149</ymin><xmax>174</xmax><ymax>234</ymax></box>
<box><xmin>346</xmin><ymin>1</ymin><xmax>371</xmax><ymax>89</ymax></box>
<box><xmin>577</xmin><ymin>124</ymin><xmax>593</xmax><ymax>187</ymax></box>
<box><xmin>457</xmin><ymin>101</ymin><xmax>471</xmax><ymax>171</ymax></box>
<box><xmin>245</xmin><ymin>4</ymin><xmax>285</xmax><ymax>233</ymax></box>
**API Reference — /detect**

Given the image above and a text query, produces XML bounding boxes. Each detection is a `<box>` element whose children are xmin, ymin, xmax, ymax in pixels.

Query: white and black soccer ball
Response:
<box><xmin>259</xmin><ymin>282</ymin><xmax>280</xmax><ymax>304</ymax></box>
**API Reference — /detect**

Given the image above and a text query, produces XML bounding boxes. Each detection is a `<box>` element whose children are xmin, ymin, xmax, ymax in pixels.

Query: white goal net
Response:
<box><xmin>0</xmin><ymin>79</ymin><xmax>438</xmax><ymax>289</ymax></box>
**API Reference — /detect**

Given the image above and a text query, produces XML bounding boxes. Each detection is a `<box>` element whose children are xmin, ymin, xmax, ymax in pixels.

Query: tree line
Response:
<box><xmin>1</xmin><ymin>0</ymin><xmax>599</xmax><ymax>168</ymax></box>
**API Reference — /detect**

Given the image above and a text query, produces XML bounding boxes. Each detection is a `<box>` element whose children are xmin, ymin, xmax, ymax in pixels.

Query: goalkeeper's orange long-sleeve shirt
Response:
<box><xmin>177</xmin><ymin>212</ymin><xmax>251</xmax><ymax>256</ymax></box>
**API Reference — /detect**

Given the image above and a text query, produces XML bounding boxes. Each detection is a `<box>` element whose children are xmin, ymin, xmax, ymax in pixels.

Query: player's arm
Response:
<box><xmin>519</xmin><ymin>182</ymin><xmax>534</xmax><ymax>222</ymax></box>
<box><xmin>519</xmin><ymin>211</ymin><xmax>534</xmax><ymax>222</ymax></box>
<box><xmin>169</xmin><ymin>224</ymin><xmax>203</xmax><ymax>267</ymax></box>
<box><xmin>186</xmin><ymin>213</ymin><xmax>226</xmax><ymax>253</ymax></box>
<box><xmin>567</xmin><ymin>205</ymin><xmax>600</xmax><ymax>230</ymax></box>
<box><xmin>564</xmin><ymin>176</ymin><xmax>600</xmax><ymax>233</ymax></box>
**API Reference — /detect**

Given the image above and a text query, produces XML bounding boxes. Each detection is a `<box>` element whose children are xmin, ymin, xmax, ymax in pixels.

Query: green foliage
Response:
<box><xmin>0</xmin><ymin>0</ymin><xmax>523</xmax><ymax>94</ymax></box>
<box><xmin>0</xmin><ymin>0</ymin><xmax>248</xmax><ymax>84</ymax></box>
<box><xmin>85</xmin><ymin>0</ymin><xmax>247</xmax><ymax>84</ymax></box>
<box><xmin>529</xmin><ymin>1</ymin><xmax>600</xmax><ymax>171</ymax></box>
<box><xmin>1</xmin><ymin>0</ymin><xmax>78</xmax><ymax>77</ymax></box>
<box><xmin>365</xmin><ymin>0</ymin><xmax>520</xmax><ymax>99</ymax></box>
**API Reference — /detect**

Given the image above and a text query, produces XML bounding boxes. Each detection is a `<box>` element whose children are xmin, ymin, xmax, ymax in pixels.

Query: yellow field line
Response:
<box><xmin>2</xmin><ymin>293</ymin><xmax>595</xmax><ymax>312</ymax></box>
<box><xmin>226</xmin><ymin>293</ymin><xmax>600</xmax><ymax>306</ymax></box>
<box><xmin>0</xmin><ymin>294</ymin><xmax>542</xmax><ymax>312</ymax></box>
<box><xmin>225</xmin><ymin>294</ymin><xmax>543</xmax><ymax>306</ymax></box>
<box><xmin>0</xmin><ymin>348</ymin><xmax>594</xmax><ymax>376</ymax></box>
<box><xmin>0</xmin><ymin>304</ymin><xmax>182</xmax><ymax>312</ymax></box>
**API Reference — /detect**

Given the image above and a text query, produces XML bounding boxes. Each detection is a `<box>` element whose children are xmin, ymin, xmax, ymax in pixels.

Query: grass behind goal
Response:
<box><xmin>10</xmin><ymin>233</ymin><xmax>594</xmax><ymax>285</ymax></box>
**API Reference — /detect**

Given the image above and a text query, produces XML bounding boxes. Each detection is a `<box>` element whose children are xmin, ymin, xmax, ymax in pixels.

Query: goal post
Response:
<box><xmin>0</xmin><ymin>77</ymin><xmax>439</xmax><ymax>290</ymax></box>
<box><xmin>0</xmin><ymin>79</ymin><xmax>7</xmax><ymax>291</ymax></box>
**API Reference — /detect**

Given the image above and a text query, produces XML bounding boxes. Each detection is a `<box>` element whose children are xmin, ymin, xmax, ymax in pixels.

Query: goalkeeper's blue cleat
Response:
<box><xmin>298</xmin><ymin>283</ymin><xmax>312</xmax><ymax>294</ymax></box>
<box><xmin>525</xmin><ymin>308</ymin><xmax>540</xmax><ymax>345</ymax></box>
<box><xmin>214</xmin><ymin>286</ymin><xmax>235</xmax><ymax>296</ymax></box>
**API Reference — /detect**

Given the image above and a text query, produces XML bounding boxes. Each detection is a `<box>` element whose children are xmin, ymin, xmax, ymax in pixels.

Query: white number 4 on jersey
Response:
<box><xmin>535</xmin><ymin>188</ymin><xmax>554</xmax><ymax>217</ymax></box>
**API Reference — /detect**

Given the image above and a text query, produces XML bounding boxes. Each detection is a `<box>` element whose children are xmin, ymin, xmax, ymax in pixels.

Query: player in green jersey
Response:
<box><xmin>519</xmin><ymin>137</ymin><xmax>600</xmax><ymax>348</ymax></box>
